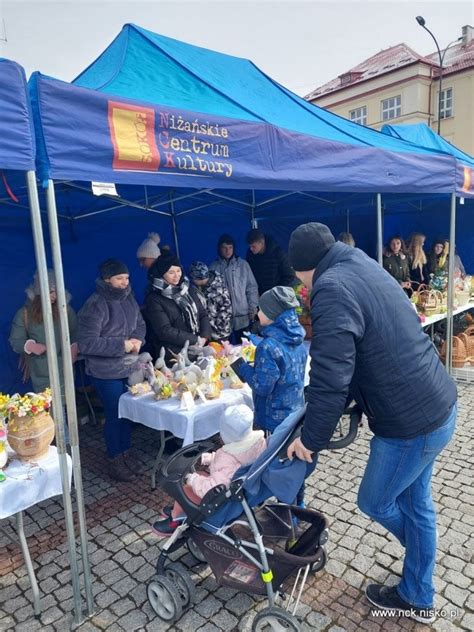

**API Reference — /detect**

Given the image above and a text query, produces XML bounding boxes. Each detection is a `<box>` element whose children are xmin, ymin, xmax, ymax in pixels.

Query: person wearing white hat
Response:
<box><xmin>136</xmin><ymin>232</ymin><xmax>161</xmax><ymax>269</ymax></box>
<box><xmin>151</xmin><ymin>404</ymin><xmax>266</xmax><ymax>536</ymax></box>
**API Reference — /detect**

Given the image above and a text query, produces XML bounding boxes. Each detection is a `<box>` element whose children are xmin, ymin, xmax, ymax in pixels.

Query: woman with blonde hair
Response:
<box><xmin>406</xmin><ymin>233</ymin><xmax>429</xmax><ymax>288</ymax></box>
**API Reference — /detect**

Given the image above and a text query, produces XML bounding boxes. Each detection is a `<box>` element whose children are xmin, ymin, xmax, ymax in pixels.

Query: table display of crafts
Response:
<box><xmin>126</xmin><ymin>340</ymin><xmax>255</xmax><ymax>404</ymax></box>
<box><xmin>0</xmin><ymin>389</ymin><xmax>55</xmax><ymax>481</ymax></box>
<box><xmin>411</xmin><ymin>274</ymin><xmax>473</xmax><ymax>321</ymax></box>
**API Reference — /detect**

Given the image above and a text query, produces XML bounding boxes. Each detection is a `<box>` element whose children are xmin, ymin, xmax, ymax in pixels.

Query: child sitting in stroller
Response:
<box><xmin>152</xmin><ymin>404</ymin><xmax>266</xmax><ymax>536</ymax></box>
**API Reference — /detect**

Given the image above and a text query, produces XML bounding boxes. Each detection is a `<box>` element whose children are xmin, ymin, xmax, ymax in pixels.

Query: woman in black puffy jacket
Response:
<box><xmin>144</xmin><ymin>254</ymin><xmax>211</xmax><ymax>362</ymax></box>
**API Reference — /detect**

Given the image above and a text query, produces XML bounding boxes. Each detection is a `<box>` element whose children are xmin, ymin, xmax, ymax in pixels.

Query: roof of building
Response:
<box><xmin>306</xmin><ymin>36</ymin><xmax>474</xmax><ymax>100</ymax></box>
<box><xmin>427</xmin><ymin>39</ymin><xmax>474</xmax><ymax>76</ymax></box>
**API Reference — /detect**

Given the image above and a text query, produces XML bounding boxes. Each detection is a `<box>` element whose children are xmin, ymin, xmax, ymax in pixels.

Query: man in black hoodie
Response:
<box><xmin>246</xmin><ymin>229</ymin><xmax>296</xmax><ymax>296</ymax></box>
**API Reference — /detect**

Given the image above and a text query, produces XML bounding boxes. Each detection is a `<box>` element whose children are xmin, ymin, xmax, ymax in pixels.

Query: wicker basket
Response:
<box><xmin>459</xmin><ymin>326</ymin><xmax>474</xmax><ymax>361</ymax></box>
<box><xmin>410</xmin><ymin>284</ymin><xmax>429</xmax><ymax>308</ymax></box>
<box><xmin>419</xmin><ymin>289</ymin><xmax>443</xmax><ymax>316</ymax></box>
<box><xmin>440</xmin><ymin>336</ymin><xmax>468</xmax><ymax>368</ymax></box>
<box><xmin>455</xmin><ymin>289</ymin><xmax>471</xmax><ymax>306</ymax></box>
<box><xmin>299</xmin><ymin>315</ymin><xmax>312</xmax><ymax>340</ymax></box>
<box><xmin>7</xmin><ymin>411</ymin><xmax>55</xmax><ymax>461</ymax></box>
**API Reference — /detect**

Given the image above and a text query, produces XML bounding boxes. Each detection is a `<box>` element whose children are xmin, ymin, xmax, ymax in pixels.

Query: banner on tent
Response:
<box><xmin>31</xmin><ymin>73</ymin><xmax>463</xmax><ymax>195</ymax></box>
<box><xmin>108</xmin><ymin>101</ymin><xmax>233</xmax><ymax>178</ymax></box>
<box><xmin>462</xmin><ymin>166</ymin><xmax>473</xmax><ymax>194</ymax></box>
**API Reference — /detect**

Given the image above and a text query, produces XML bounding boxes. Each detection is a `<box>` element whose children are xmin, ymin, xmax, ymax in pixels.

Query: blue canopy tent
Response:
<box><xmin>380</xmin><ymin>123</ymin><xmax>474</xmax><ymax>270</ymax></box>
<box><xmin>0</xmin><ymin>58</ymin><xmax>92</xmax><ymax>625</ymax></box>
<box><xmin>25</xmin><ymin>24</ymin><xmax>474</xmax><ymax>375</ymax></box>
<box><xmin>2</xmin><ymin>25</ymin><xmax>472</xmax><ymax>392</ymax></box>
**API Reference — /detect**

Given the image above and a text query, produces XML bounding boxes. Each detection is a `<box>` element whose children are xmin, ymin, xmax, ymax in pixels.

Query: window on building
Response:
<box><xmin>349</xmin><ymin>106</ymin><xmax>367</xmax><ymax>125</ymax></box>
<box><xmin>439</xmin><ymin>88</ymin><xmax>453</xmax><ymax>119</ymax></box>
<box><xmin>381</xmin><ymin>95</ymin><xmax>402</xmax><ymax>121</ymax></box>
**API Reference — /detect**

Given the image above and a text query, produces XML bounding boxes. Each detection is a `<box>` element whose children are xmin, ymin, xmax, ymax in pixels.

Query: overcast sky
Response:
<box><xmin>0</xmin><ymin>0</ymin><xmax>472</xmax><ymax>96</ymax></box>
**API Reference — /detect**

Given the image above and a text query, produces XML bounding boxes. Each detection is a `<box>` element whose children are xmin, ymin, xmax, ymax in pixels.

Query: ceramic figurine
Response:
<box><xmin>154</xmin><ymin>347</ymin><xmax>173</xmax><ymax>378</ymax></box>
<box><xmin>127</xmin><ymin>352</ymin><xmax>155</xmax><ymax>386</ymax></box>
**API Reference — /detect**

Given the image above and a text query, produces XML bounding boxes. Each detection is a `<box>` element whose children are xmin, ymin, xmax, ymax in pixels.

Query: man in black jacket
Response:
<box><xmin>246</xmin><ymin>229</ymin><xmax>296</xmax><ymax>295</ymax></box>
<box><xmin>286</xmin><ymin>223</ymin><xmax>457</xmax><ymax>624</ymax></box>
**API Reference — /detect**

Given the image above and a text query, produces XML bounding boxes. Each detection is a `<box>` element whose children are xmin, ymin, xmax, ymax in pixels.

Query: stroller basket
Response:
<box><xmin>188</xmin><ymin>503</ymin><xmax>328</xmax><ymax>595</ymax></box>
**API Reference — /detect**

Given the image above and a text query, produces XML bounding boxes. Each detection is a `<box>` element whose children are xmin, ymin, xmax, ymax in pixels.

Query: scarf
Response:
<box><xmin>152</xmin><ymin>276</ymin><xmax>199</xmax><ymax>334</ymax></box>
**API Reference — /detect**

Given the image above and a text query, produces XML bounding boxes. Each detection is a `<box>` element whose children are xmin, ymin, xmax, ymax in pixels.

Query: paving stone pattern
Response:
<box><xmin>1</xmin><ymin>385</ymin><xmax>473</xmax><ymax>631</ymax></box>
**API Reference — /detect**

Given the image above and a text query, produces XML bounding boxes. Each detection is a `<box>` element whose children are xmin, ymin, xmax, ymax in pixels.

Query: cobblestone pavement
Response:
<box><xmin>1</xmin><ymin>385</ymin><xmax>472</xmax><ymax>632</ymax></box>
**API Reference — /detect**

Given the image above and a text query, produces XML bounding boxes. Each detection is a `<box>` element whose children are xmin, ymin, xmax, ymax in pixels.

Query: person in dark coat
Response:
<box><xmin>286</xmin><ymin>223</ymin><xmax>457</xmax><ymax>625</ymax></box>
<box><xmin>383</xmin><ymin>235</ymin><xmax>411</xmax><ymax>289</ymax></box>
<box><xmin>144</xmin><ymin>253</ymin><xmax>211</xmax><ymax>362</ymax></box>
<box><xmin>78</xmin><ymin>259</ymin><xmax>146</xmax><ymax>482</ymax></box>
<box><xmin>246</xmin><ymin>229</ymin><xmax>296</xmax><ymax>295</ymax></box>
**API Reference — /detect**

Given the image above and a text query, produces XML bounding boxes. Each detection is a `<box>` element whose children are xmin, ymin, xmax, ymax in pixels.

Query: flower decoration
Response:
<box><xmin>241</xmin><ymin>343</ymin><xmax>256</xmax><ymax>363</ymax></box>
<box><xmin>294</xmin><ymin>283</ymin><xmax>311</xmax><ymax>319</ymax></box>
<box><xmin>0</xmin><ymin>389</ymin><xmax>52</xmax><ymax>430</ymax></box>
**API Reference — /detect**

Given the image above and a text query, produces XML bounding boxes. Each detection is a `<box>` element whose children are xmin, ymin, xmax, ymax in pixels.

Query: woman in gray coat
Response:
<box><xmin>9</xmin><ymin>270</ymin><xmax>77</xmax><ymax>394</ymax></box>
<box><xmin>78</xmin><ymin>259</ymin><xmax>145</xmax><ymax>482</ymax></box>
<box><xmin>209</xmin><ymin>234</ymin><xmax>259</xmax><ymax>342</ymax></box>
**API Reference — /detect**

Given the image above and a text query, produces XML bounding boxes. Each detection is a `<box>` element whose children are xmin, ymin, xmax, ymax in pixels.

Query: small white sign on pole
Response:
<box><xmin>91</xmin><ymin>182</ymin><xmax>118</xmax><ymax>197</ymax></box>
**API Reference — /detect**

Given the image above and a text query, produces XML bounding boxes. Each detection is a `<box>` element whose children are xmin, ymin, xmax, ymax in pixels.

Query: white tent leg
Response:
<box><xmin>45</xmin><ymin>180</ymin><xmax>94</xmax><ymax>617</ymax></box>
<box><xmin>26</xmin><ymin>172</ymin><xmax>85</xmax><ymax>624</ymax></box>
<box><xmin>445</xmin><ymin>193</ymin><xmax>456</xmax><ymax>374</ymax></box>
<box><xmin>376</xmin><ymin>193</ymin><xmax>383</xmax><ymax>264</ymax></box>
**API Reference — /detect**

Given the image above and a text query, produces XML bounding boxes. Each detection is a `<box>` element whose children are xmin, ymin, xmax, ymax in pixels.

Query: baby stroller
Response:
<box><xmin>148</xmin><ymin>405</ymin><xmax>361</xmax><ymax>631</ymax></box>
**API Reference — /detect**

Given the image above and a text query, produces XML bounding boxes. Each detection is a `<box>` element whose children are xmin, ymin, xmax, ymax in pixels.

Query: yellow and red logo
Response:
<box><xmin>108</xmin><ymin>101</ymin><xmax>160</xmax><ymax>171</ymax></box>
<box><xmin>462</xmin><ymin>166</ymin><xmax>472</xmax><ymax>193</ymax></box>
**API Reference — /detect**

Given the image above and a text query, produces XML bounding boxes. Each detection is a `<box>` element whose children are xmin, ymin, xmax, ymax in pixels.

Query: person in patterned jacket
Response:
<box><xmin>188</xmin><ymin>261</ymin><xmax>232</xmax><ymax>341</ymax></box>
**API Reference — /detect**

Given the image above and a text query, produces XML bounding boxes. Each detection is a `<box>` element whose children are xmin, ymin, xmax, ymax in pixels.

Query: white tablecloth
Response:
<box><xmin>119</xmin><ymin>386</ymin><xmax>254</xmax><ymax>445</ymax></box>
<box><xmin>0</xmin><ymin>446</ymin><xmax>72</xmax><ymax>520</ymax></box>
<box><xmin>422</xmin><ymin>301</ymin><xmax>474</xmax><ymax>328</ymax></box>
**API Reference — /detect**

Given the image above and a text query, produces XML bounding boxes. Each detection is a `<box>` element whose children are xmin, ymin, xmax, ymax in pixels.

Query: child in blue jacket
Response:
<box><xmin>232</xmin><ymin>286</ymin><xmax>307</xmax><ymax>432</ymax></box>
<box><xmin>232</xmin><ymin>286</ymin><xmax>307</xmax><ymax>505</ymax></box>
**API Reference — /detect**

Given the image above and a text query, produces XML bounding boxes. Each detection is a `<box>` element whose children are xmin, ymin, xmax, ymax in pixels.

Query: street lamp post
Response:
<box><xmin>416</xmin><ymin>16</ymin><xmax>461</xmax><ymax>135</ymax></box>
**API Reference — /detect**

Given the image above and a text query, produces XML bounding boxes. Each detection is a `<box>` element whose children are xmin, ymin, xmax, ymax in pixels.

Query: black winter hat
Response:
<box><xmin>99</xmin><ymin>259</ymin><xmax>129</xmax><ymax>279</ymax></box>
<box><xmin>149</xmin><ymin>253</ymin><xmax>182</xmax><ymax>279</ymax></box>
<box><xmin>288</xmin><ymin>223</ymin><xmax>335</xmax><ymax>271</ymax></box>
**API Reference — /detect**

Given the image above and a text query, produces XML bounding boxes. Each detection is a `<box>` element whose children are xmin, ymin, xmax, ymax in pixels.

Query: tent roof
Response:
<box><xmin>30</xmin><ymin>24</ymin><xmax>463</xmax><ymax>195</ymax></box>
<box><xmin>73</xmin><ymin>24</ymin><xmax>449</xmax><ymax>156</ymax></box>
<box><xmin>0</xmin><ymin>58</ymin><xmax>35</xmax><ymax>171</ymax></box>
<box><xmin>381</xmin><ymin>123</ymin><xmax>474</xmax><ymax>169</ymax></box>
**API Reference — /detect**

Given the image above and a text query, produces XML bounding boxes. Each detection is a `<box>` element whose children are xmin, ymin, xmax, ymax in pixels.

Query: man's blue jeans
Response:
<box><xmin>91</xmin><ymin>377</ymin><xmax>131</xmax><ymax>458</ymax></box>
<box><xmin>358</xmin><ymin>405</ymin><xmax>456</xmax><ymax>608</ymax></box>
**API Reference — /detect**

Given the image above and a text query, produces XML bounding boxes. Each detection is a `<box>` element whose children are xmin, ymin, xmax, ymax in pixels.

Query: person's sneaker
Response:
<box><xmin>151</xmin><ymin>516</ymin><xmax>184</xmax><ymax>538</ymax></box>
<box><xmin>365</xmin><ymin>584</ymin><xmax>435</xmax><ymax>624</ymax></box>
<box><xmin>159</xmin><ymin>505</ymin><xmax>173</xmax><ymax>518</ymax></box>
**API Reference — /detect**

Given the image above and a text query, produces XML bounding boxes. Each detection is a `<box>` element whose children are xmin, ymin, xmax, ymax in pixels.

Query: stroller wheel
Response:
<box><xmin>186</xmin><ymin>536</ymin><xmax>207</xmax><ymax>562</ymax></box>
<box><xmin>252</xmin><ymin>606</ymin><xmax>299</xmax><ymax>631</ymax></box>
<box><xmin>147</xmin><ymin>575</ymin><xmax>183</xmax><ymax>622</ymax></box>
<box><xmin>164</xmin><ymin>562</ymin><xmax>196</xmax><ymax>607</ymax></box>
<box><xmin>310</xmin><ymin>547</ymin><xmax>327</xmax><ymax>573</ymax></box>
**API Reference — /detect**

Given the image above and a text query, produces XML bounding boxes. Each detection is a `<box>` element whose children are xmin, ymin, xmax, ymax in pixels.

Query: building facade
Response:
<box><xmin>306</xmin><ymin>25</ymin><xmax>474</xmax><ymax>155</ymax></box>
